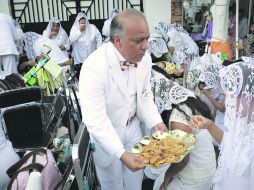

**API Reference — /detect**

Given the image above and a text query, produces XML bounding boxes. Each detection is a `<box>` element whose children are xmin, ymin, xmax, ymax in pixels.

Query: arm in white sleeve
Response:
<box><xmin>79</xmin><ymin>60</ymin><xmax>125</xmax><ymax>158</ymax></box>
<box><xmin>69</xmin><ymin>27</ymin><xmax>82</xmax><ymax>44</ymax></box>
<box><xmin>95</xmin><ymin>28</ymin><xmax>102</xmax><ymax>48</ymax></box>
<box><xmin>102</xmin><ymin>19</ymin><xmax>111</xmax><ymax>37</ymax></box>
<box><xmin>61</xmin><ymin>32</ymin><xmax>70</xmax><ymax>51</ymax></box>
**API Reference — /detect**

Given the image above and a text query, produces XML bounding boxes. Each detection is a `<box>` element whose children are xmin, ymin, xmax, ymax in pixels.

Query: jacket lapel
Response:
<box><xmin>106</xmin><ymin>43</ymin><xmax>129</xmax><ymax>100</ymax></box>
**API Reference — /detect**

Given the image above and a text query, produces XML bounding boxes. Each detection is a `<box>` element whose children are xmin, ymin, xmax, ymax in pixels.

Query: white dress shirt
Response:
<box><xmin>116</xmin><ymin>50</ymin><xmax>137</xmax><ymax>121</ymax></box>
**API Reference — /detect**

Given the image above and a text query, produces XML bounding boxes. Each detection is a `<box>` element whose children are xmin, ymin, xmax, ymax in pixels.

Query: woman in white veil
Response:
<box><xmin>102</xmin><ymin>8</ymin><xmax>119</xmax><ymax>42</ymax></box>
<box><xmin>69</xmin><ymin>12</ymin><xmax>102</xmax><ymax>78</ymax></box>
<box><xmin>42</xmin><ymin>17</ymin><xmax>70</xmax><ymax>57</ymax></box>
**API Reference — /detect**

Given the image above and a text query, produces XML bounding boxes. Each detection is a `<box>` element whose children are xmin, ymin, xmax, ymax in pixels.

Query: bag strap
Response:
<box><xmin>7</xmin><ymin>148</ymin><xmax>47</xmax><ymax>178</ymax></box>
<box><xmin>7</xmin><ymin>163</ymin><xmax>44</xmax><ymax>190</ymax></box>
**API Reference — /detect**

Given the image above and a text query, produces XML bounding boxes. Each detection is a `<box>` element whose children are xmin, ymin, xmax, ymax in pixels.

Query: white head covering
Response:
<box><xmin>148</xmin><ymin>33</ymin><xmax>168</xmax><ymax>58</ymax></box>
<box><xmin>155</xmin><ymin>22</ymin><xmax>170</xmax><ymax>43</ymax></box>
<box><xmin>43</xmin><ymin>17</ymin><xmax>66</xmax><ymax>39</ymax></box>
<box><xmin>71</xmin><ymin>12</ymin><xmax>89</xmax><ymax>31</ymax></box>
<box><xmin>155</xmin><ymin>22</ymin><xmax>187</xmax><ymax>35</ymax></box>
<box><xmin>187</xmin><ymin>53</ymin><xmax>224</xmax><ymax>89</ymax></box>
<box><xmin>214</xmin><ymin>59</ymin><xmax>254</xmax><ymax>180</ymax></box>
<box><xmin>151</xmin><ymin>69</ymin><xmax>195</xmax><ymax>113</ymax></box>
<box><xmin>13</xmin><ymin>20</ymin><xmax>24</xmax><ymax>54</ymax></box>
<box><xmin>198</xmin><ymin>63</ymin><xmax>223</xmax><ymax>90</ymax></box>
<box><xmin>24</xmin><ymin>32</ymin><xmax>41</xmax><ymax>61</ymax></box>
<box><xmin>110</xmin><ymin>8</ymin><xmax>119</xmax><ymax>18</ymax></box>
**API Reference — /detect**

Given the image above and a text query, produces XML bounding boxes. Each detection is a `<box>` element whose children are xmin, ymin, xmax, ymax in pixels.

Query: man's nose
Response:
<box><xmin>141</xmin><ymin>39</ymin><xmax>149</xmax><ymax>50</ymax></box>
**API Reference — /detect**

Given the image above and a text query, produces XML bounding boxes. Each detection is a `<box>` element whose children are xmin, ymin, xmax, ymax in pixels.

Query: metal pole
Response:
<box><xmin>248</xmin><ymin>0</ymin><xmax>253</xmax><ymax>31</ymax></box>
<box><xmin>235</xmin><ymin>0</ymin><xmax>239</xmax><ymax>59</ymax></box>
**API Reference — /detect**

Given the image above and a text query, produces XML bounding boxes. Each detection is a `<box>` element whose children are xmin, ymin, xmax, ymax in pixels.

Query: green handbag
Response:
<box><xmin>23</xmin><ymin>58</ymin><xmax>49</xmax><ymax>86</ymax></box>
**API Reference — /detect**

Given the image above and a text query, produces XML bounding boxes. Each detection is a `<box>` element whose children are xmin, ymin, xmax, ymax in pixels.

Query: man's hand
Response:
<box><xmin>120</xmin><ymin>151</ymin><xmax>148</xmax><ymax>172</ymax></box>
<box><xmin>153</xmin><ymin>122</ymin><xmax>167</xmax><ymax>132</ymax></box>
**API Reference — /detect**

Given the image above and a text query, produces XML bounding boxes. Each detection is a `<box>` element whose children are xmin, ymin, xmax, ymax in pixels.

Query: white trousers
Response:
<box><xmin>94</xmin><ymin>117</ymin><xmax>143</xmax><ymax>190</ymax></box>
<box><xmin>0</xmin><ymin>55</ymin><xmax>18</xmax><ymax>77</ymax></box>
<box><xmin>0</xmin><ymin>141</ymin><xmax>20</xmax><ymax>190</ymax></box>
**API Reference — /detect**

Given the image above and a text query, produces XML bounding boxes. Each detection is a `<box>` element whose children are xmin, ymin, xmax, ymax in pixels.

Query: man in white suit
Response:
<box><xmin>79</xmin><ymin>9</ymin><xmax>167</xmax><ymax>190</ymax></box>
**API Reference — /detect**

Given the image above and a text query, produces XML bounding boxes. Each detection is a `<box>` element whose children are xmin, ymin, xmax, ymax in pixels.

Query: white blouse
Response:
<box><xmin>169</xmin><ymin>104</ymin><xmax>216</xmax><ymax>183</ymax></box>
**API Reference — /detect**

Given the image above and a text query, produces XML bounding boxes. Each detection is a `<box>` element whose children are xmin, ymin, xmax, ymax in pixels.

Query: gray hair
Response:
<box><xmin>109</xmin><ymin>8</ymin><xmax>147</xmax><ymax>42</ymax></box>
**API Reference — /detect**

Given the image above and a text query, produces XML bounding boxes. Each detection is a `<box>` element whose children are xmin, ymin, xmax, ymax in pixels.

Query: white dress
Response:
<box><xmin>33</xmin><ymin>37</ymin><xmax>68</xmax><ymax>64</ymax></box>
<box><xmin>42</xmin><ymin>20</ymin><xmax>70</xmax><ymax>57</ymax></box>
<box><xmin>69</xmin><ymin>13</ymin><xmax>102</xmax><ymax>65</ymax></box>
<box><xmin>33</xmin><ymin>36</ymin><xmax>69</xmax><ymax>72</ymax></box>
<box><xmin>153</xmin><ymin>104</ymin><xmax>216</xmax><ymax>190</ymax></box>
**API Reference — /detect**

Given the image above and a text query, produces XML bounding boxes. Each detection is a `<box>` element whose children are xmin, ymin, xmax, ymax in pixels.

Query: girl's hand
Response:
<box><xmin>189</xmin><ymin>115</ymin><xmax>213</xmax><ymax>130</ymax></box>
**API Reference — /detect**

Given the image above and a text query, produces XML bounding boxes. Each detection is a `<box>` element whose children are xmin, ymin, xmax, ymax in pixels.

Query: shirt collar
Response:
<box><xmin>112</xmin><ymin>44</ymin><xmax>126</xmax><ymax>64</ymax></box>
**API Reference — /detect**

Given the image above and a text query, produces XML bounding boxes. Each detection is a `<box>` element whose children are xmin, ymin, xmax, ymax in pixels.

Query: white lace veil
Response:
<box><xmin>198</xmin><ymin>63</ymin><xmax>223</xmax><ymax>89</ymax></box>
<box><xmin>24</xmin><ymin>32</ymin><xmax>41</xmax><ymax>61</ymax></box>
<box><xmin>151</xmin><ymin>69</ymin><xmax>195</xmax><ymax>113</ymax></box>
<box><xmin>215</xmin><ymin>60</ymin><xmax>254</xmax><ymax>179</ymax></box>
<box><xmin>148</xmin><ymin>33</ymin><xmax>168</xmax><ymax>58</ymax></box>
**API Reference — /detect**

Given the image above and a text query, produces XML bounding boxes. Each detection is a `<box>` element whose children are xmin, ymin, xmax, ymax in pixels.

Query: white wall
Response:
<box><xmin>0</xmin><ymin>0</ymin><xmax>11</xmax><ymax>15</ymax></box>
<box><xmin>143</xmin><ymin>0</ymin><xmax>171</xmax><ymax>34</ymax></box>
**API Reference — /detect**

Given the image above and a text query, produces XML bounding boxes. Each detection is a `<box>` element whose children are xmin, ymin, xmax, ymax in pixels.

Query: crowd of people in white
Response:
<box><xmin>0</xmin><ymin>6</ymin><xmax>254</xmax><ymax>190</ymax></box>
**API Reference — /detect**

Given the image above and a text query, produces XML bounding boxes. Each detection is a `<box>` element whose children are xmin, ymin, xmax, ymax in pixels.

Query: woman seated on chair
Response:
<box><xmin>19</xmin><ymin>32</ymin><xmax>71</xmax><ymax>72</ymax></box>
<box><xmin>42</xmin><ymin>17</ymin><xmax>70</xmax><ymax>58</ymax></box>
<box><xmin>18</xmin><ymin>32</ymin><xmax>71</xmax><ymax>95</ymax></box>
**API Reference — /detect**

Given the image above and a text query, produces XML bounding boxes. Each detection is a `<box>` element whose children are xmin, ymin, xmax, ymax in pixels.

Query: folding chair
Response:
<box><xmin>72</xmin><ymin>123</ymin><xmax>101</xmax><ymax>190</ymax></box>
<box><xmin>63</xmin><ymin>75</ymin><xmax>82</xmax><ymax>143</ymax></box>
<box><xmin>1</xmin><ymin>103</ymin><xmax>51</xmax><ymax>151</ymax></box>
<box><xmin>66</xmin><ymin>85</ymin><xmax>81</xmax><ymax>137</ymax></box>
<box><xmin>0</xmin><ymin>87</ymin><xmax>52</xmax><ymax>152</ymax></box>
<box><xmin>61</xmin><ymin>160</ymin><xmax>76</xmax><ymax>190</ymax></box>
<box><xmin>44</xmin><ymin>87</ymin><xmax>67</xmax><ymax>136</ymax></box>
<box><xmin>0</xmin><ymin>86</ymin><xmax>42</xmax><ymax>109</ymax></box>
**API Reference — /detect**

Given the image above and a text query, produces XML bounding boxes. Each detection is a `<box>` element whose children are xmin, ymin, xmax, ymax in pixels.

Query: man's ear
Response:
<box><xmin>113</xmin><ymin>36</ymin><xmax>122</xmax><ymax>48</ymax></box>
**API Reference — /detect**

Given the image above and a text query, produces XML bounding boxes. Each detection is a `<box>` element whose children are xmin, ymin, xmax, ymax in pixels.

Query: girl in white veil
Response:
<box><xmin>189</xmin><ymin>59</ymin><xmax>254</xmax><ymax>190</ymax></box>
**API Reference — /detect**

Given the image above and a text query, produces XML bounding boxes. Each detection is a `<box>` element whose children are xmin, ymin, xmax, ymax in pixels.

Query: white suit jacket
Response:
<box><xmin>79</xmin><ymin>42</ymin><xmax>162</xmax><ymax>166</ymax></box>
